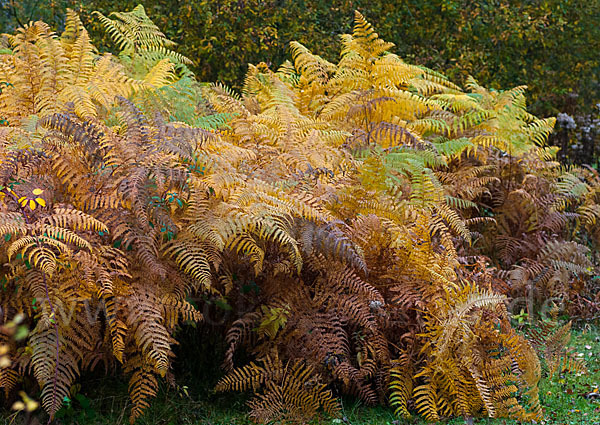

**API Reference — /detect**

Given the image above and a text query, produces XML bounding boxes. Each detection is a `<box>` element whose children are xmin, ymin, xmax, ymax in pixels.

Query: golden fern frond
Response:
<box><xmin>350</xmin><ymin>11</ymin><xmax>395</xmax><ymax>60</ymax></box>
<box><xmin>216</xmin><ymin>357</ymin><xmax>284</xmax><ymax>393</ymax></box>
<box><xmin>0</xmin><ymin>367</ymin><xmax>18</xmax><ymax>397</ymax></box>
<box><xmin>247</xmin><ymin>362</ymin><xmax>340</xmax><ymax>424</ymax></box>
<box><xmin>389</xmin><ymin>362</ymin><xmax>413</xmax><ymax>418</ymax></box>
<box><xmin>40</xmin><ymin>346</ymin><xmax>78</xmax><ymax>419</ymax></box>
<box><xmin>128</xmin><ymin>362</ymin><xmax>159</xmax><ymax>425</ymax></box>
<box><xmin>61</xmin><ymin>9</ymin><xmax>86</xmax><ymax>52</ymax></box>
<box><xmin>413</xmin><ymin>380</ymin><xmax>440</xmax><ymax>421</ymax></box>
<box><xmin>163</xmin><ymin>239</ymin><xmax>212</xmax><ymax>291</ymax></box>
<box><xmin>527</xmin><ymin>319</ymin><xmax>587</xmax><ymax>378</ymax></box>
<box><xmin>126</xmin><ymin>289</ymin><xmax>172</xmax><ymax>377</ymax></box>
<box><xmin>93</xmin><ymin>5</ymin><xmax>191</xmax><ymax>66</ymax></box>
<box><xmin>290</xmin><ymin>41</ymin><xmax>335</xmax><ymax>85</ymax></box>
<box><xmin>42</xmin><ymin>208</ymin><xmax>108</xmax><ymax>233</ymax></box>
<box><xmin>142</xmin><ymin>58</ymin><xmax>176</xmax><ymax>88</ymax></box>
<box><xmin>29</xmin><ymin>323</ymin><xmax>58</xmax><ymax>394</ymax></box>
<box><xmin>432</xmin><ymin>203</ymin><xmax>471</xmax><ymax>243</ymax></box>
<box><xmin>65</xmin><ymin>28</ymin><xmax>95</xmax><ymax>84</ymax></box>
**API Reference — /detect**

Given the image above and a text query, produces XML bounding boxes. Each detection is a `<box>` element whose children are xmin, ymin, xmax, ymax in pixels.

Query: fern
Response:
<box><xmin>1</xmin><ymin>6</ymin><xmax>597</xmax><ymax>425</ymax></box>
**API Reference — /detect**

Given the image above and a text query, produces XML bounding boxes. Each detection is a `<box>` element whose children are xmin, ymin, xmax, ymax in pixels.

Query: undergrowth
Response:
<box><xmin>3</xmin><ymin>324</ymin><xmax>599</xmax><ymax>425</ymax></box>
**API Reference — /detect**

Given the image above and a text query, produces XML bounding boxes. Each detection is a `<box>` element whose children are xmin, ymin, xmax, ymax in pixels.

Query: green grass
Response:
<box><xmin>4</xmin><ymin>324</ymin><xmax>600</xmax><ymax>425</ymax></box>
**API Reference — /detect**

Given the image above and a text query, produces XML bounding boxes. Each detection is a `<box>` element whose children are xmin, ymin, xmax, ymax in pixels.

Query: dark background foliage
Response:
<box><xmin>2</xmin><ymin>0</ymin><xmax>600</xmax><ymax>164</ymax></box>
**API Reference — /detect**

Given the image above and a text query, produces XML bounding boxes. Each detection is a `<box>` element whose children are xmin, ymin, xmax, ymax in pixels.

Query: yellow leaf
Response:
<box><xmin>25</xmin><ymin>399</ymin><xmax>38</xmax><ymax>412</ymax></box>
<box><xmin>29</xmin><ymin>200</ymin><xmax>36</xmax><ymax>210</ymax></box>
<box><xmin>11</xmin><ymin>401</ymin><xmax>25</xmax><ymax>411</ymax></box>
<box><xmin>0</xmin><ymin>356</ymin><xmax>10</xmax><ymax>368</ymax></box>
<box><xmin>32</xmin><ymin>188</ymin><xmax>43</xmax><ymax>195</ymax></box>
<box><xmin>35</xmin><ymin>198</ymin><xmax>46</xmax><ymax>207</ymax></box>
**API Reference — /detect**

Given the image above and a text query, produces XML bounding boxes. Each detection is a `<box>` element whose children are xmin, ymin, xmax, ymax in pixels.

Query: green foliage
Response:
<box><xmin>0</xmin><ymin>0</ymin><xmax>76</xmax><ymax>32</ymax></box>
